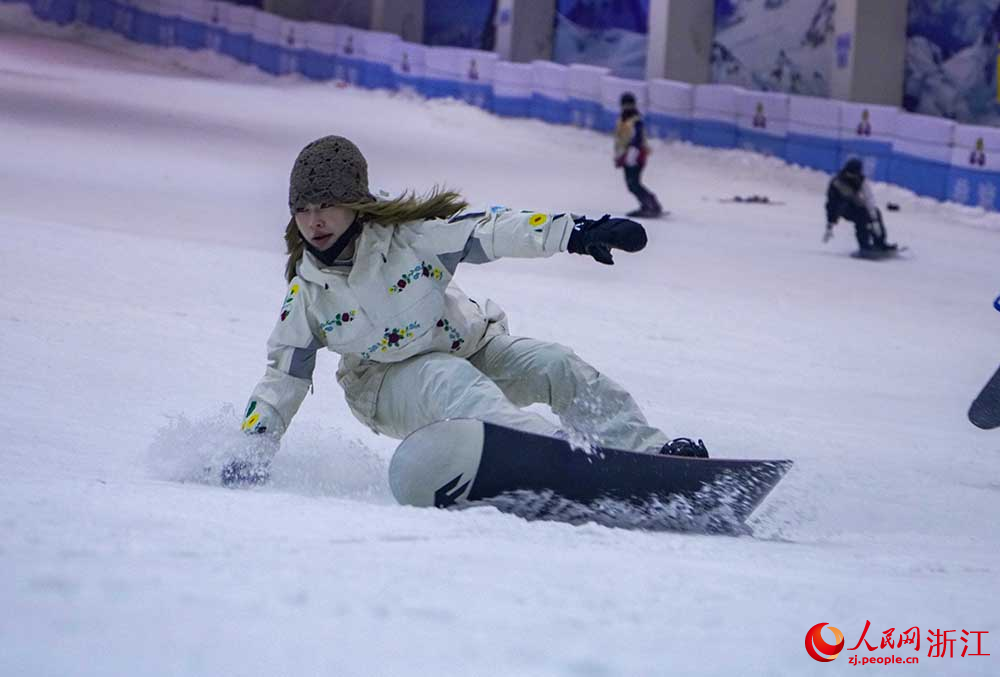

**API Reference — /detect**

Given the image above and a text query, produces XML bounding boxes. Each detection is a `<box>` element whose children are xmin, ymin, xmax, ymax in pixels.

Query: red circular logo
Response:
<box><xmin>805</xmin><ymin>622</ymin><xmax>845</xmax><ymax>662</ymax></box>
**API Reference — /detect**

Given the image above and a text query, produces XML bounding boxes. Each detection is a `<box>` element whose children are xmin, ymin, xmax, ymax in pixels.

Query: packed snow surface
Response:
<box><xmin>1</xmin><ymin>18</ymin><xmax>998</xmax><ymax>677</ymax></box>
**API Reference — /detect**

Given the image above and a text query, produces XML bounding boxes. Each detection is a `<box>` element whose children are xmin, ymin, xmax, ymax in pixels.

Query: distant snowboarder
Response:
<box><xmin>823</xmin><ymin>158</ymin><xmax>897</xmax><ymax>255</ymax></box>
<box><xmin>223</xmin><ymin>135</ymin><xmax>707</xmax><ymax>487</ymax></box>
<box><xmin>614</xmin><ymin>92</ymin><xmax>663</xmax><ymax>218</ymax></box>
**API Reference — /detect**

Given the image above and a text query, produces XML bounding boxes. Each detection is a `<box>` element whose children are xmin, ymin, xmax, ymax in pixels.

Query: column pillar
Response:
<box><xmin>645</xmin><ymin>0</ymin><xmax>714</xmax><ymax>84</ymax></box>
<box><xmin>494</xmin><ymin>0</ymin><xmax>556</xmax><ymax>63</ymax></box>
<box><xmin>830</xmin><ymin>0</ymin><xmax>907</xmax><ymax>105</ymax></box>
<box><xmin>371</xmin><ymin>0</ymin><xmax>423</xmax><ymax>43</ymax></box>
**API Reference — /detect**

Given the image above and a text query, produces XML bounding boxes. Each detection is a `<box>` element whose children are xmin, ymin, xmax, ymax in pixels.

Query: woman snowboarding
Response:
<box><xmin>224</xmin><ymin>135</ymin><xmax>707</xmax><ymax>486</ymax></box>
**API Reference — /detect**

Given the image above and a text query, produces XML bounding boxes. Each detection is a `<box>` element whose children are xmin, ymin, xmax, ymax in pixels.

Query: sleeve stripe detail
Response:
<box><xmin>288</xmin><ymin>347</ymin><xmax>318</xmax><ymax>379</ymax></box>
<box><xmin>447</xmin><ymin>211</ymin><xmax>486</xmax><ymax>223</ymax></box>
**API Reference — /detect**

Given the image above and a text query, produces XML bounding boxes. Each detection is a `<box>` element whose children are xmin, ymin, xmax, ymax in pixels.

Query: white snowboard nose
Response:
<box><xmin>388</xmin><ymin>418</ymin><xmax>486</xmax><ymax>507</ymax></box>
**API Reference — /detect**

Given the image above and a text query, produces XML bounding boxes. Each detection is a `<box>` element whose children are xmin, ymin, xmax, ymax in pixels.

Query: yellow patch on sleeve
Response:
<box><xmin>241</xmin><ymin>412</ymin><xmax>260</xmax><ymax>432</ymax></box>
<box><xmin>280</xmin><ymin>284</ymin><xmax>301</xmax><ymax>321</ymax></box>
<box><xmin>528</xmin><ymin>213</ymin><xmax>548</xmax><ymax>227</ymax></box>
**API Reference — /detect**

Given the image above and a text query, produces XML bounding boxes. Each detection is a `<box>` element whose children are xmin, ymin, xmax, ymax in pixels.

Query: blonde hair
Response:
<box><xmin>284</xmin><ymin>187</ymin><xmax>468</xmax><ymax>282</ymax></box>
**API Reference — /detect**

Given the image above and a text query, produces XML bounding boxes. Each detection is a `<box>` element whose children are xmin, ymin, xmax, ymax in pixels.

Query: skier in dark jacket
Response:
<box><xmin>614</xmin><ymin>92</ymin><xmax>662</xmax><ymax>217</ymax></box>
<box><xmin>824</xmin><ymin>158</ymin><xmax>896</xmax><ymax>253</ymax></box>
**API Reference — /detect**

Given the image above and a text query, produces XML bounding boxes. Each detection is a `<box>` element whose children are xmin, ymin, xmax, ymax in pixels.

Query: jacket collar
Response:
<box><xmin>296</xmin><ymin>223</ymin><xmax>393</xmax><ymax>285</ymax></box>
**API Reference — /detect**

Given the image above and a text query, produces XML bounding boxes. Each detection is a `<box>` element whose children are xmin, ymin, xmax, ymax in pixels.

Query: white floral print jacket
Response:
<box><xmin>242</xmin><ymin>207</ymin><xmax>575</xmax><ymax>435</ymax></box>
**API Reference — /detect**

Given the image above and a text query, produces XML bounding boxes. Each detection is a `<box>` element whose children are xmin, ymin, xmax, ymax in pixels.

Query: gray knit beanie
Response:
<box><xmin>288</xmin><ymin>135</ymin><xmax>372</xmax><ymax>213</ymax></box>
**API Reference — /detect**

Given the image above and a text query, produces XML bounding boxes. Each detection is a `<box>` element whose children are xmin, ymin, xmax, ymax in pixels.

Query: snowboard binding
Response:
<box><xmin>659</xmin><ymin>437</ymin><xmax>710</xmax><ymax>458</ymax></box>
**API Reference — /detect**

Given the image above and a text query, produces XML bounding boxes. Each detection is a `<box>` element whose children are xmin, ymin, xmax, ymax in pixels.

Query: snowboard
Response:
<box><xmin>969</xmin><ymin>364</ymin><xmax>1000</xmax><ymax>430</ymax></box>
<box><xmin>850</xmin><ymin>245</ymin><xmax>908</xmax><ymax>260</ymax></box>
<box><xmin>389</xmin><ymin>419</ymin><xmax>793</xmax><ymax>535</ymax></box>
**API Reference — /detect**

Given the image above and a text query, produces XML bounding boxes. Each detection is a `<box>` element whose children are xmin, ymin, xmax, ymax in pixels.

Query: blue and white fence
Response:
<box><xmin>363</xmin><ymin>31</ymin><xmax>399</xmax><ymax>90</ymax></box>
<box><xmin>174</xmin><ymin>0</ymin><xmax>208</xmax><ymax>51</ymax></box>
<box><xmin>219</xmin><ymin>4</ymin><xmax>253</xmax><ymax>64</ymax></box>
<box><xmin>392</xmin><ymin>41</ymin><xmax>426</xmax><ymax>94</ymax></box>
<box><xmin>890</xmin><ymin>113</ymin><xmax>955</xmax><ymax>202</ymax></box>
<box><xmin>737</xmin><ymin>90</ymin><xmax>788</xmax><ymax>159</ymax></box>
<box><xmin>333</xmin><ymin>25</ymin><xmax>366</xmax><ymax>86</ymax></box>
<box><xmin>647</xmin><ymin>79</ymin><xmax>692</xmax><ymax>142</ymax></box>
<box><xmin>28</xmin><ymin>0</ymin><xmax>76</xmax><ymax>26</ymax></box>
<box><xmin>11</xmin><ymin>0</ymin><xmax>1000</xmax><ymax>212</ymax></box>
<box><xmin>492</xmin><ymin>61</ymin><xmax>532</xmax><ymax>118</ymax></box>
<box><xmin>300</xmin><ymin>20</ymin><xmax>337</xmax><ymax>81</ymax></box>
<box><xmin>250</xmin><ymin>11</ymin><xmax>289</xmax><ymax>75</ymax></box>
<box><xmin>422</xmin><ymin>46</ymin><xmax>495</xmax><ymax>110</ymax></box>
<box><xmin>948</xmin><ymin>124</ymin><xmax>1000</xmax><ymax>211</ymax></box>
<box><xmin>567</xmin><ymin>64</ymin><xmax>607</xmax><ymax>131</ymax></box>
<box><xmin>531</xmin><ymin>60</ymin><xmax>570</xmax><ymax>125</ymax></box>
<box><xmin>787</xmin><ymin>95</ymin><xmax>841</xmax><ymax>174</ymax></box>
<box><xmin>838</xmin><ymin>103</ymin><xmax>896</xmax><ymax>183</ymax></box>
<box><xmin>692</xmin><ymin>84</ymin><xmax>739</xmax><ymax>149</ymax></box>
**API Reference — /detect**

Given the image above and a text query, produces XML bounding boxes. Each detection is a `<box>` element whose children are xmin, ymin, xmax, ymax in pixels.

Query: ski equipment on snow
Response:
<box><xmin>389</xmin><ymin>419</ymin><xmax>793</xmax><ymax>534</ymax></box>
<box><xmin>718</xmin><ymin>195</ymin><xmax>786</xmax><ymax>205</ymax></box>
<box><xmin>850</xmin><ymin>245</ymin><xmax>907</xmax><ymax>260</ymax></box>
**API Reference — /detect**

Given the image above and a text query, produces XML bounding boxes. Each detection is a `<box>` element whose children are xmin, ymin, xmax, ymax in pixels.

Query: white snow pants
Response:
<box><xmin>371</xmin><ymin>335</ymin><xmax>670</xmax><ymax>452</ymax></box>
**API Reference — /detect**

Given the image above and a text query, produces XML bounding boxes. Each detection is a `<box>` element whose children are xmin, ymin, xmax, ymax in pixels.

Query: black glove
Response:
<box><xmin>221</xmin><ymin>458</ymin><xmax>270</xmax><ymax>488</ymax></box>
<box><xmin>220</xmin><ymin>432</ymin><xmax>278</xmax><ymax>488</ymax></box>
<box><xmin>567</xmin><ymin>214</ymin><xmax>647</xmax><ymax>265</ymax></box>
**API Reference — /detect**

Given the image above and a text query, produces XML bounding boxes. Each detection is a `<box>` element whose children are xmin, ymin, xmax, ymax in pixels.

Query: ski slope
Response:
<box><xmin>1</xmin><ymin>20</ymin><xmax>999</xmax><ymax>677</ymax></box>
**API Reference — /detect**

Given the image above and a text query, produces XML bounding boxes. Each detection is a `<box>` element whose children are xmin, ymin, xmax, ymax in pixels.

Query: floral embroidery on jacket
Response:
<box><xmin>320</xmin><ymin>310</ymin><xmax>357</xmax><ymax>336</ymax></box>
<box><xmin>436</xmin><ymin>318</ymin><xmax>465</xmax><ymax>352</ymax></box>
<box><xmin>280</xmin><ymin>284</ymin><xmax>300</xmax><ymax>321</ymax></box>
<box><xmin>389</xmin><ymin>261</ymin><xmax>443</xmax><ymax>294</ymax></box>
<box><xmin>362</xmin><ymin>322</ymin><xmax>421</xmax><ymax>359</ymax></box>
